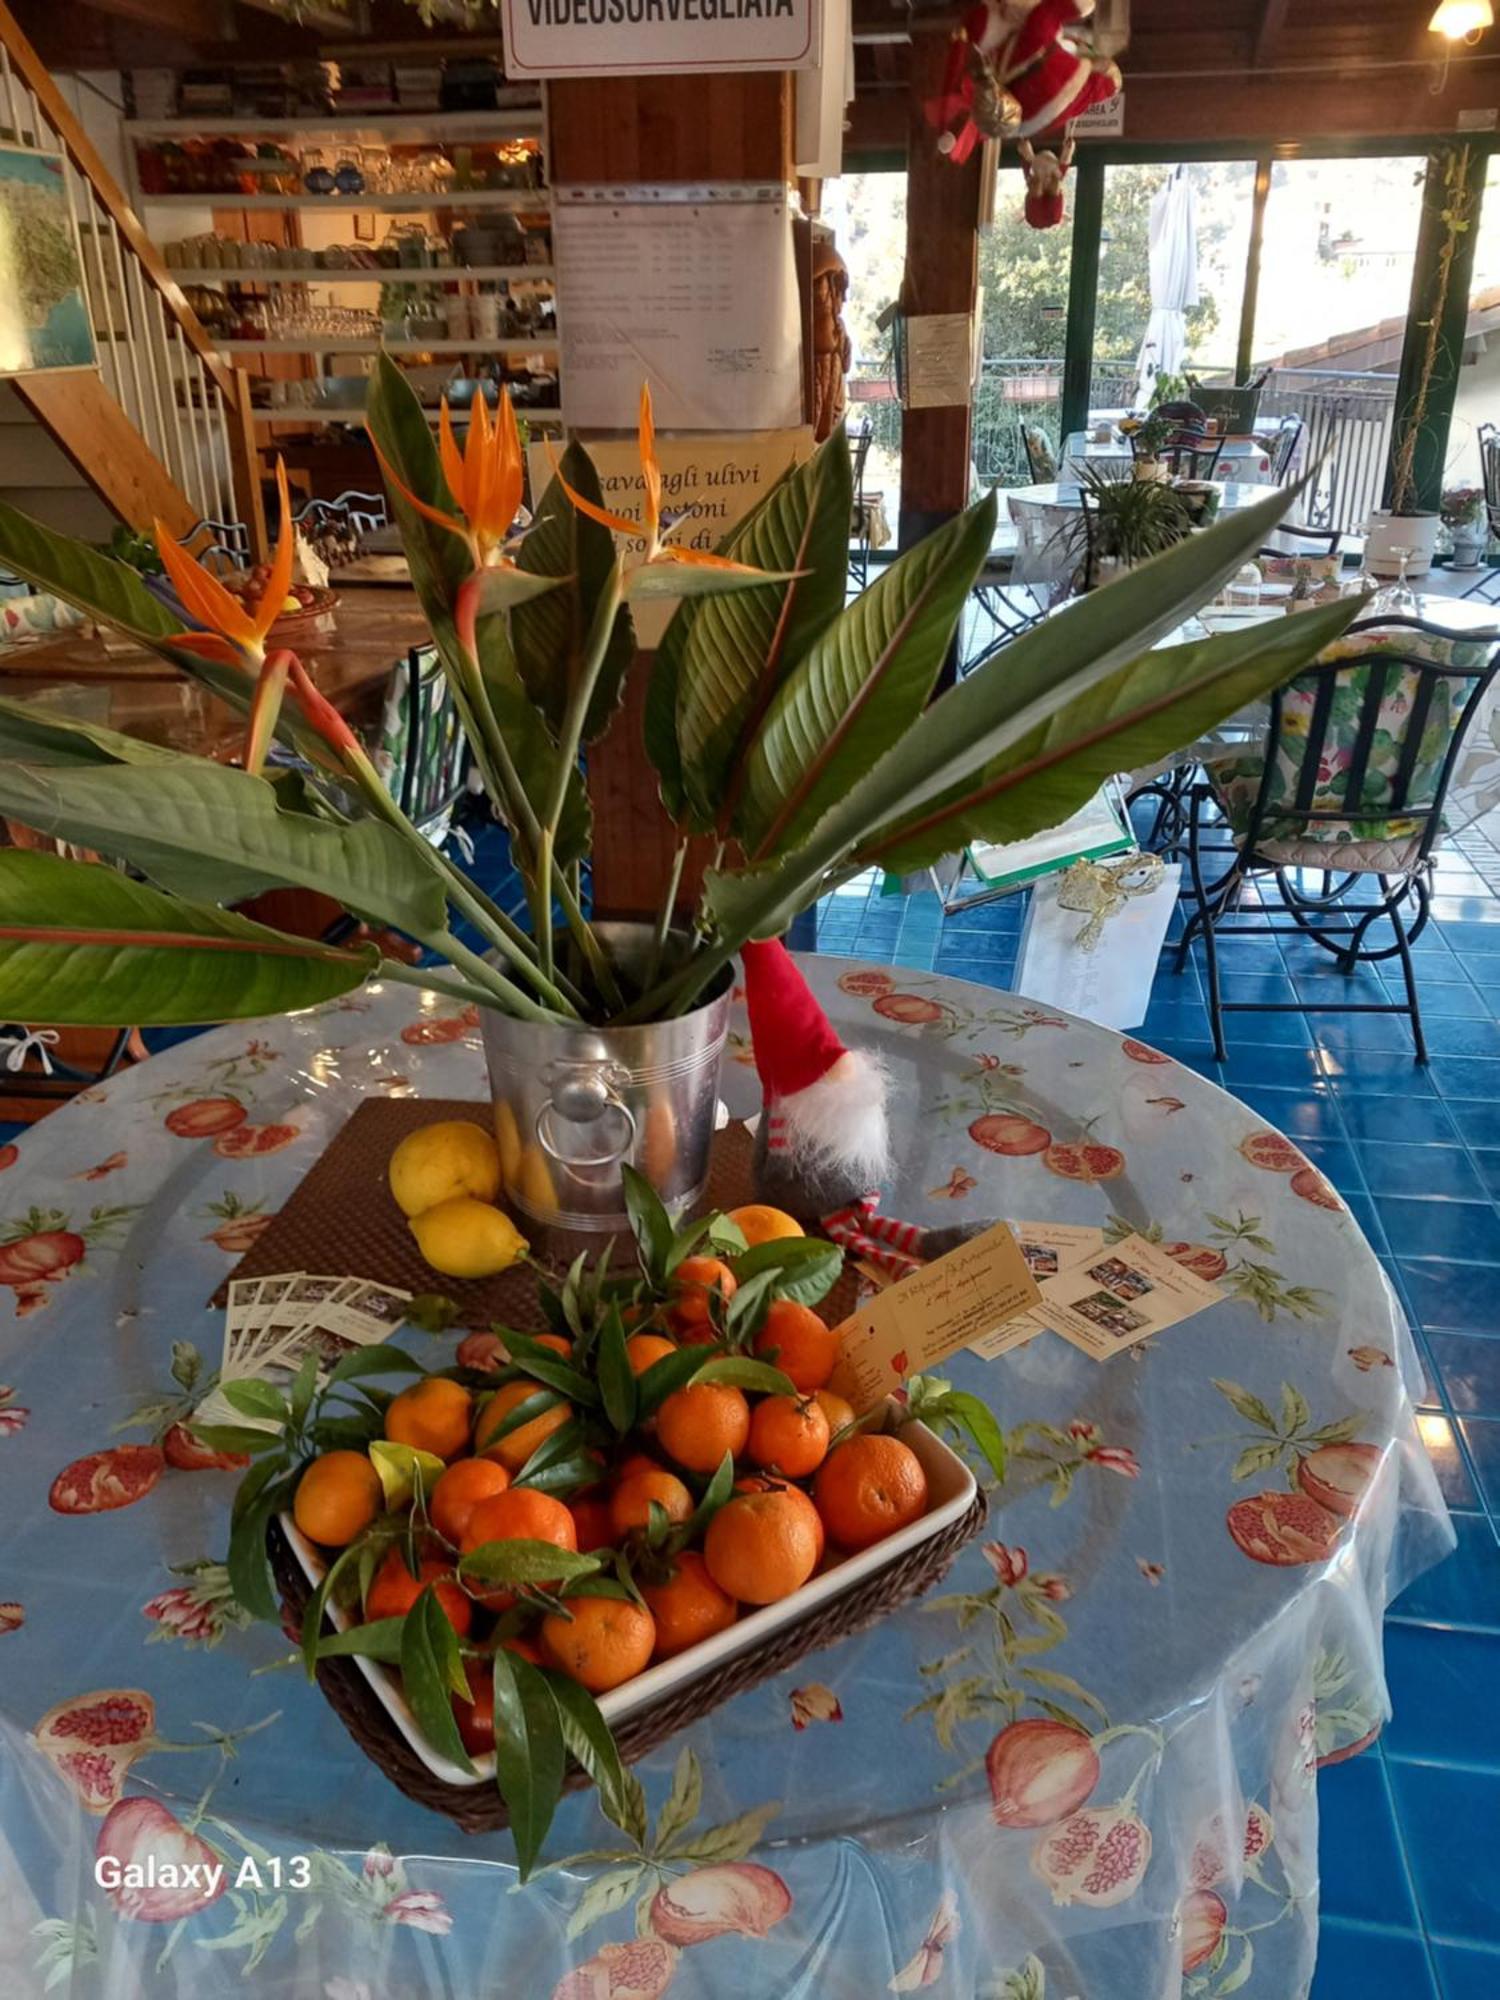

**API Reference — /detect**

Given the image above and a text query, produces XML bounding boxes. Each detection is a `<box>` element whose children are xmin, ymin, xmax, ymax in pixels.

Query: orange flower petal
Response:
<box><xmin>248</xmin><ymin>459</ymin><xmax>296</xmax><ymax>646</ymax></box>
<box><xmin>438</xmin><ymin>398</ymin><xmax>467</xmax><ymax>511</ymax></box>
<box><xmin>661</xmin><ymin>546</ymin><xmax>782</xmax><ymax>573</ymax></box>
<box><xmin>171</xmin><ymin>631</ymin><xmax>246</xmax><ymax>666</ymax></box>
<box><xmin>154</xmin><ymin>523</ymin><xmax>259</xmax><ymax>647</ymax></box>
<box><xmin>369</xmin><ymin>436</ymin><xmax>471</xmax><ymax>545</ymax></box>
<box><xmin>638</xmin><ymin>383</ymin><xmax>661</xmax><ymax>545</ymax></box>
<box><xmin>243</xmin><ymin>649</ymin><xmax>291</xmax><ymax>775</ymax></box>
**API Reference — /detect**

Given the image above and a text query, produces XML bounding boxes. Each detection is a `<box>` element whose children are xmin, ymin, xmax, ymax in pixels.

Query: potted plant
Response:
<box><xmin>1075</xmin><ymin>465</ymin><xmax>1196</xmax><ymax>586</ymax></box>
<box><xmin>1368</xmin><ymin>146</ymin><xmax>1477</xmax><ymax>579</ymax></box>
<box><xmin>1118</xmin><ymin>411</ymin><xmax>1173</xmax><ymax>479</ymax></box>
<box><xmin>1441</xmin><ymin>484</ymin><xmax>1488</xmax><ymax>569</ymax></box>
<box><xmin>0</xmin><ymin>358</ymin><xmax>1358</xmax><ymax>1228</ymax></box>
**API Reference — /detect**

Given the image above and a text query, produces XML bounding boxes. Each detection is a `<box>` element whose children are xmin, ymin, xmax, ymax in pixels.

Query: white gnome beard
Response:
<box><xmin>763</xmin><ymin>1048</ymin><xmax>891</xmax><ymax>1196</ymax></box>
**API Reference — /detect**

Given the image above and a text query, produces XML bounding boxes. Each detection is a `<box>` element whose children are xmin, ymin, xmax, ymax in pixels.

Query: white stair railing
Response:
<box><xmin>0</xmin><ymin>9</ymin><xmax>263</xmax><ymax>554</ymax></box>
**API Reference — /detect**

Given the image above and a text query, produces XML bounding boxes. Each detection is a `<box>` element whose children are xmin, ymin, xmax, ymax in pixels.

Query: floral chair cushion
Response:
<box><xmin>1208</xmin><ymin>627</ymin><xmax>1489</xmax><ymax>868</ymax></box>
<box><xmin>1022</xmin><ymin>424</ymin><xmax>1058</xmax><ymax>482</ymax></box>
<box><xmin>1257</xmin><ymin>553</ymin><xmax>1341</xmax><ymax>585</ymax></box>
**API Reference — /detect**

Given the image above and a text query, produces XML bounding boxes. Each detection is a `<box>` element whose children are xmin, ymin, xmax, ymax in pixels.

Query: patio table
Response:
<box><xmin>0</xmin><ymin>962</ymin><xmax>1449</xmax><ymax>1998</ymax></box>
<box><xmin>1060</xmin><ymin>433</ymin><xmax>1276</xmax><ymax>485</ymax></box>
<box><xmin>1008</xmin><ymin>479</ymin><xmax>1271</xmax><ymax>522</ymax></box>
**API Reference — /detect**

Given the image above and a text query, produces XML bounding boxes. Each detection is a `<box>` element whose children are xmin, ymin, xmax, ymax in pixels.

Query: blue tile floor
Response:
<box><xmin>5</xmin><ymin>807</ymin><xmax>1499</xmax><ymax>1996</ymax></box>
<box><xmin>804</xmin><ymin>828</ymin><xmax>1500</xmax><ymax>2000</ymax></box>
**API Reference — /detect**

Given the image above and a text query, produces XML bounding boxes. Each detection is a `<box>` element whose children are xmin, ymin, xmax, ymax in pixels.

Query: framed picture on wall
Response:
<box><xmin>0</xmin><ymin>143</ymin><xmax>96</xmax><ymax>375</ymax></box>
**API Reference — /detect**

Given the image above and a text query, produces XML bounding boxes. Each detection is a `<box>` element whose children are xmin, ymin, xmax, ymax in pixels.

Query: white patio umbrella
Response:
<box><xmin>1136</xmin><ymin>166</ymin><xmax>1199</xmax><ymax>396</ymax></box>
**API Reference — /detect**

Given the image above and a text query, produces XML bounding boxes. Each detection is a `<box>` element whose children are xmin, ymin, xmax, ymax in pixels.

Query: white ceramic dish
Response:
<box><xmin>281</xmin><ymin>1413</ymin><xmax>979</xmax><ymax>1787</ymax></box>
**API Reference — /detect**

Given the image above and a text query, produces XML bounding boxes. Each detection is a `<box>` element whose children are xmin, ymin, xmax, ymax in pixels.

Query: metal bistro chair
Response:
<box><xmin>1461</xmin><ymin>422</ymin><xmax>1500</xmax><ymax>601</ymax></box>
<box><xmin>1261</xmin><ymin>522</ymin><xmax>1342</xmax><ymax>561</ymax></box>
<box><xmin>1271</xmin><ymin>413</ymin><xmax>1306</xmax><ymax>485</ymax></box>
<box><xmin>181</xmin><ymin>517</ymin><xmax>252</xmax><ymax>576</ymax></box>
<box><xmin>294</xmin><ymin>489</ymin><xmax>389</xmax><ymax>540</ymax></box>
<box><xmin>1174</xmin><ymin>615</ymin><xmax>1500</xmax><ymax>1062</ymax></box>
<box><xmin>1160</xmin><ymin>436</ymin><xmax>1226</xmax><ymax>481</ymax></box>
<box><xmin>1022</xmin><ymin>422</ymin><xmax>1058</xmax><ymax>483</ymax></box>
<box><xmin>849</xmin><ymin>420</ymin><xmax>877</xmax><ymax>591</ymax></box>
<box><xmin>375</xmin><ymin>644</ymin><xmax>470</xmax><ymax>841</ymax></box>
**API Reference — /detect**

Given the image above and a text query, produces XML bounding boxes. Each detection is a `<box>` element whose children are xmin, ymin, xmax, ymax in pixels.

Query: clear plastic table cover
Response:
<box><xmin>0</xmin><ymin>960</ymin><xmax>1451</xmax><ymax>2000</ymax></box>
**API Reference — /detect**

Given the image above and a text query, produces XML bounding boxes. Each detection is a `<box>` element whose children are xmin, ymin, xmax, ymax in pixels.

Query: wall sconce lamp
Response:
<box><xmin>1430</xmin><ymin>0</ymin><xmax>1494</xmax><ymax>44</ymax></box>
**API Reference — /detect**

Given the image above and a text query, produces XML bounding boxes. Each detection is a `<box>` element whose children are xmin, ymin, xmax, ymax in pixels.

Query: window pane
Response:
<box><xmin>1090</xmin><ymin>161</ymin><xmax>1256</xmax><ymax>413</ymax></box>
<box><xmin>1251</xmin><ymin>155</ymin><xmax>1426</xmax><ymax>533</ymax></box>
<box><xmin>1450</xmin><ymin>154</ymin><xmax>1500</xmax><ymax>492</ymax></box>
<box><xmin>975</xmin><ymin>165</ymin><xmax>1075</xmax><ymax>486</ymax></box>
<box><xmin>823</xmin><ymin>170</ymin><xmax>904</xmax><ymax>508</ymax></box>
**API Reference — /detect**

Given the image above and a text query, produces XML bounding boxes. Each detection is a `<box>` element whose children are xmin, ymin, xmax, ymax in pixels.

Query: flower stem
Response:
<box><xmin>433</xmin><ymin>930</ymin><xmax>563</xmax><ymax>1023</ymax></box>
<box><xmin>375</xmin><ymin>959</ymin><xmax>495</xmax><ymax>1010</ymax></box>
<box><xmin>644</xmin><ymin>839</ymin><xmax>687</xmax><ymax>991</ymax></box>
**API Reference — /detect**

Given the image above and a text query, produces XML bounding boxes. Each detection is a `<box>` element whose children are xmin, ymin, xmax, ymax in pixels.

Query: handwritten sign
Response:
<box><xmin>527</xmin><ymin>427</ymin><xmax>813</xmax><ymax>643</ymax></box>
<box><xmin>830</xmin><ymin>1221</ymin><xmax>1041</xmax><ymax>1412</ymax></box>
<box><xmin>500</xmin><ymin>0</ymin><xmax>819</xmax><ymax>79</ymax></box>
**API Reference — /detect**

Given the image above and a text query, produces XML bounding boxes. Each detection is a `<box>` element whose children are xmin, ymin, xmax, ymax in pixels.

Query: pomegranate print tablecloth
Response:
<box><xmin>0</xmin><ymin>961</ymin><xmax>1450</xmax><ymax>1999</ymax></box>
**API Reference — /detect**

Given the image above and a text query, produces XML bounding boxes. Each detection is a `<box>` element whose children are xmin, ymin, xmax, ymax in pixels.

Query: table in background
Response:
<box><xmin>0</xmin><ymin>963</ymin><xmax>1449</xmax><ymax>1998</ymax></box>
<box><xmin>1061</xmin><ymin>432</ymin><xmax>1275</xmax><ymax>485</ymax></box>
<box><xmin>0</xmin><ymin>585</ymin><xmax>432</xmax><ymax>757</ymax></box>
<box><xmin>1008</xmin><ymin>479</ymin><xmax>1272</xmax><ymax>524</ymax></box>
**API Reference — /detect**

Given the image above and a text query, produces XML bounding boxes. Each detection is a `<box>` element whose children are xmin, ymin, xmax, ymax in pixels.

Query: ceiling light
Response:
<box><xmin>1430</xmin><ymin>0</ymin><xmax>1494</xmax><ymax>42</ymax></box>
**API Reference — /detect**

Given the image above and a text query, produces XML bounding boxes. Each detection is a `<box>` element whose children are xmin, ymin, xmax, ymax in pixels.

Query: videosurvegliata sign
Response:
<box><xmin>500</xmin><ymin>0</ymin><xmax>819</xmax><ymax>77</ymax></box>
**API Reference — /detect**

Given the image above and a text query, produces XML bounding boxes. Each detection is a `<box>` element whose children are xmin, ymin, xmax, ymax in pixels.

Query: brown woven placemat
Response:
<box><xmin>270</xmin><ymin>1486</ymin><xmax>988</xmax><ymax>1832</ymax></box>
<box><xmin>211</xmin><ymin>1102</ymin><xmax>858</xmax><ymax>1327</ymax></box>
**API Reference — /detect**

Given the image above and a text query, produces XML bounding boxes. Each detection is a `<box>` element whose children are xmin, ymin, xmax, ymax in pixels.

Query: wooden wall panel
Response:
<box><xmin>548</xmin><ymin>72</ymin><xmax>791</xmax><ymax>183</ymax></box>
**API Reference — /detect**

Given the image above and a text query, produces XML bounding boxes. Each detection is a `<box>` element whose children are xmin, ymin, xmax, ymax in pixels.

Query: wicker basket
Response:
<box><xmin>270</xmin><ymin>1488</ymin><xmax>987</xmax><ymax>1833</ymax></box>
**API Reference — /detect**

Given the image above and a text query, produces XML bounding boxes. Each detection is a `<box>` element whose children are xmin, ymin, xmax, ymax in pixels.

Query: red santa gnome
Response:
<box><xmin>928</xmin><ymin>0</ymin><xmax>1122</xmax><ymax>166</ymax></box>
<box><xmin>740</xmin><ymin>941</ymin><xmax>999</xmax><ymax>1278</ymax></box>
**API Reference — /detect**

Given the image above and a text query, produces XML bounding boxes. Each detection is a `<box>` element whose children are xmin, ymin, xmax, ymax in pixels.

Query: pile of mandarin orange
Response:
<box><xmin>290</xmin><ymin>1204</ymin><xmax>931</xmax><ymax>1751</ymax></box>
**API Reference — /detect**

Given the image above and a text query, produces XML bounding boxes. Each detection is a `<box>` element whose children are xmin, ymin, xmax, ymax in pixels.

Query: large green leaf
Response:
<box><xmin>868</xmin><ymin>595</ymin><xmax>1364</xmax><ymax>871</ymax></box>
<box><xmin>669</xmin><ymin>431</ymin><xmax>853</xmax><ymax>828</ymax></box>
<box><xmin>0</xmin><ymin>501</ymin><xmax>333</xmax><ymax>767</ymax></box>
<box><xmin>698</xmin><ymin>478</ymin><xmax>1330</xmax><ymax>952</ymax></box>
<box><xmin>735</xmin><ymin>490</ymin><xmax>996</xmax><ymax>858</ymax></box>
<box><xmin>513</xmin><ymin>443</ymin><xmax>637</xmax><ymax>742</ymax></box>
<box><xmin>0</xmin><ymin>693</ymin><xmax>182</xmax><ymax>767</ymax></box>
<box><xmin>366</xmin><ymin>355</ymin><xmax>590</xmax><ymax>862</ymax></box>
<box><xmin>0</xmin><ymin>761</ymin><xmax>450</xmax><ymax>937</ymax></box>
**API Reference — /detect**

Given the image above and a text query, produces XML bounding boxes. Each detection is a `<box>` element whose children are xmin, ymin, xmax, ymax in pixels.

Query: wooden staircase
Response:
<box><xmin>0</xmin><ymin>2</ymin><xmax>265</xmax><ymax>556</ymax></box>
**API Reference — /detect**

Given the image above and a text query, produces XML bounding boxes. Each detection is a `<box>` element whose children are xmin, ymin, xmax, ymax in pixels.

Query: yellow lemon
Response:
<box><xmin>409</xmin><ymin>1196</ymin><xmax>529</xmax><ymax>1279</ymax></box>
<box><xmin>493</xmin><ymin>1100</ymin><xmax>523</xmax><ymax>1189</ymax></box>
<box><xmin>388</xmin><ymin>1119</ymin><xmax>501</xmax><ymax>1218</ymax></box>
<box><xmin>517</xmin><ymin>1143</ymin><xmax>559</xmax><ymax>1216</ymax></box>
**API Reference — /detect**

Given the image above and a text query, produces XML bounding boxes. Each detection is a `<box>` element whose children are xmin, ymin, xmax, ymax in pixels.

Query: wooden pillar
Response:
<box><xmin>897</xmin><ymin>32</ymin><xmax>983</xmax><ymax>550</ymax></box>
<box><xmin>548</xmin><ymin>72</ymin><xmax>794</xmax><ymax>921</ymax></box>
<box><xmin>1058</xmin><ymin>154</ymin><xmax>1103</xmax><ymax>445</ymax></box>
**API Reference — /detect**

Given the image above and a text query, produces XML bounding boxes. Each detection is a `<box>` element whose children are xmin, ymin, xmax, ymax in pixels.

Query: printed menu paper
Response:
<box><xmin>1033</xmin><ymin>1235</ymin><xmax>1224</xmax><ymax>1361</ymax></box>
<box><xmin>831</xmin><ymin>1221</ymin><xmax>1041</xmax><ymax>1411</ymax></box>
<box><xmin>969</xmin><ymin>1223</ymin><xmax>1105</xmax><ymax>1361</ymax></box>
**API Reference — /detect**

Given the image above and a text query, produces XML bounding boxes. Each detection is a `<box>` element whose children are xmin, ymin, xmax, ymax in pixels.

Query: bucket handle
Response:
<box><xmin>534</xmin><ymin>1094</ymin><xmax>638</xmax><ymax>1170</ymax></box>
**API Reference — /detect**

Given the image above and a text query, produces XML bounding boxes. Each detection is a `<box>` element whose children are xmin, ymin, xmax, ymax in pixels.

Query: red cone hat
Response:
<box><xmin>740</xmin><ymin>940</ymin><xmax>890</xmax><ymax>1199</ymax></box>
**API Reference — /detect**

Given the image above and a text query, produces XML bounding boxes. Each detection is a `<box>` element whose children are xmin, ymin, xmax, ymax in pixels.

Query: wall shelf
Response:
<box><xmin>180</xmin><ymin>264</ymin><xmax>554</xmax><ymax>284</ymax></box>
<box><xmin>221</xmin><ymin>336</ymin><xmax>558</xmax><ymax>356</ymax></box>
<box><xmin>126</xmin><ymin>109</ymin><xmax>545</xmax><ymax>142</ymax></box>
<box><xmin>142</xmin><ymin>189</ymin><xmax>551</xmax><ymax>212</ymax></box>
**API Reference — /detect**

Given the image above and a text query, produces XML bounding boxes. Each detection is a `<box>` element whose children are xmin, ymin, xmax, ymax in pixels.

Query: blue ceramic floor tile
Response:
<box><xmin>1433</xmin><ymin>1940</ymin><xmax>1500</xmax><ymax>1999</ymax></box>
<box><xmin>1422</xmin><ymin>1019</ymin><xmax>1500</xmax><ymax>1059</ymax></box>
<box><xmin>1341</xmin><ymin>1098</ymin><xmax>1460</xmax><ymax>1146</ymax></box>
<box><xmin>1446</xmin><ymin>1101</ymin><xmax>1500</xmax><ymax>1149</ymax></box>
<box><xmin>1413</xmin><ymin>1413</ymin><xmax>1480</xmax><ymax>1510</ymax></box>
<box><xmin>1317</xmin><ymin>1754</ymin><xmax>1418</xmax><ymax>1928</ymax></box>
<box><xmin>1298</xmin><ymin>1137</ymin><xmax>1364</xmax><ymax>1192</ymax></box>
<box><xmin>1316</xmin><ymin>1015</ymin><xmax>1426</xmax><ymax>1055</ymax></box>
<box><xmin>1220</xmin><ymin>1008</ymin><xmax>1316</xmax><ymax>1047</ymax></box>
<box><xmin>1360</xmin><ymin>1147</ymin><xmax>1488</xmax><ymax>1203</ymax></box>
<box><xmin>1375</xmin><ymin>1201</ymin><xmax>1500</xmax><ymax>1266</ymax></box>
<box><xmin>1318</xmin><ymin>1048</ymin><xmax>1440</xmax><ymax>1094</ymax></box>
<box><xmin>1425</xmin><ymin>1335</ymin><xmax>1500</xmax><ymax>1419</ymax></box>
<box><xmin>1392</xmin><ymin>1513</ymin><xmax>1500</xmax><ymax>1628</ymax></box>
<box><xmin>1232</xmin><ymin>1085</ymin><xmax>1344</xmax><ymax>1138</ymax></box>
<box><xmin>1398</xmin><ymin>1261</ymin><xmax>1500</xmax><ymax>1335</ymax></box>
<box><xmin>1426</xmin><ymin>1057</ymin><xmax>1500</xmax><ymax>1100</ymax></box>
<box><xmin>1309</xmin><ymin>1921</ymin><xmax>1438</xmax><ymax>2000</ymax></box>
<box><xmin>1386</xmin><ymin>1759</ymin><xmax>1500</xmax><ymax>1945</ymax></box>
<box><xmin>1467</xmin><ymin>1152</ymin><xmax>1500</xmax><ymax>1201</ymax></box>
<box><xmin>1218</xmin><ymin>1044</ymin><xmax>1328</xmax><ymax>1092</ymax></box>
<box><xmin>1455</xmin><ymin>1417</ymin><xmax>1500</xmax><ymax>1512</ymax></box>
<box><xmin>1384</xmin><ymin>1625</ymin><xmax>1500</xmax><ymax>1770</ymax></box>
<box><xmin>1218</xmin><ymin>972</ymin><xmax>1300</xmax><ymax>1004</ymax></box>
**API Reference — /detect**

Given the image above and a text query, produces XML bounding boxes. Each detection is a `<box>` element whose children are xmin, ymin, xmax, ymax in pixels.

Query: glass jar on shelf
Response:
<box><xmin>333</xmin><ymin>154</ymin><xmax>365</xmax><ymax>197</ymax></box>
<box><xmin>302</xmin><ymin>150</ymin><xmax>335</xmax><ymax>196</ymax></box>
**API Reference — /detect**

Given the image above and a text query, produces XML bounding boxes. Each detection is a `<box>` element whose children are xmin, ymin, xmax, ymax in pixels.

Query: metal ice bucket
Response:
<box><xmin>479</xmin><ymin>925</ymin><xmax>732</xmax><ymax>1232</ymax></box>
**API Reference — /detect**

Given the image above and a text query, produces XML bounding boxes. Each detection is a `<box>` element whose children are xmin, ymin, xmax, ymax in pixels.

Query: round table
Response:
<box><xmin>1061</xmin><ymin>435</ymin><xmax>1276</xmax><ymax>487</ymax></box>
<box><xmin>0</xmin><ymin>963</ymin><xmax>1449</xmax><ymax>1998</ymax></box>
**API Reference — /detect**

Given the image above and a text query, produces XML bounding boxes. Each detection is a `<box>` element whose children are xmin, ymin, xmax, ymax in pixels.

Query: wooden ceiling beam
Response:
<box><xmin>1253</xmin><ymin>0</ymin><xmax>1294</xmax><ymax>67</ymax></box>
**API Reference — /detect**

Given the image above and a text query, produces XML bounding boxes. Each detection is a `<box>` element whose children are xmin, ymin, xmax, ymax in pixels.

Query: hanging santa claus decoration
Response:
<box><xmin>1018</xmin><ymin>136</ymin><xmax>1074</xmax><ymax>229</ymax></box>
<box><xmin>927</xmin><ymin>0</ymin><xmax>1122</xmax><ymax>169</ymax></box>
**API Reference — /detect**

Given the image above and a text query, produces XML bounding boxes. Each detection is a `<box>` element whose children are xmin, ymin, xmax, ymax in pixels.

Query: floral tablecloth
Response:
<box><xmin>0</xmin><ymin>960</ymin><xmax>1451</xmax><ymax>2000</ymax></box>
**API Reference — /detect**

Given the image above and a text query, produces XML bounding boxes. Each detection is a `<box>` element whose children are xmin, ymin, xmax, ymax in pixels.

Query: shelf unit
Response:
<box><xmin>141</xmin><ymin>189</ymin><xmax>550</xmax><ymax>212</ymax></box>
<box><xmin>133</xmin><ymin>95</ymin><xmax>566</xmax><ymax>461</ymax></box>
<box><xmin>178</xmin><ymin>263</ymin><xmax>554</xmax><ymax>284</ymax></box>
<box><xmin>221</xmin><ymin>336</ymin><xmax>558</xmax><ymax>356</ymax></box>
<box><xmin>124</xmin><ymin>109</ymin><xmax>546</xmax><ymax>141</ymax></box>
